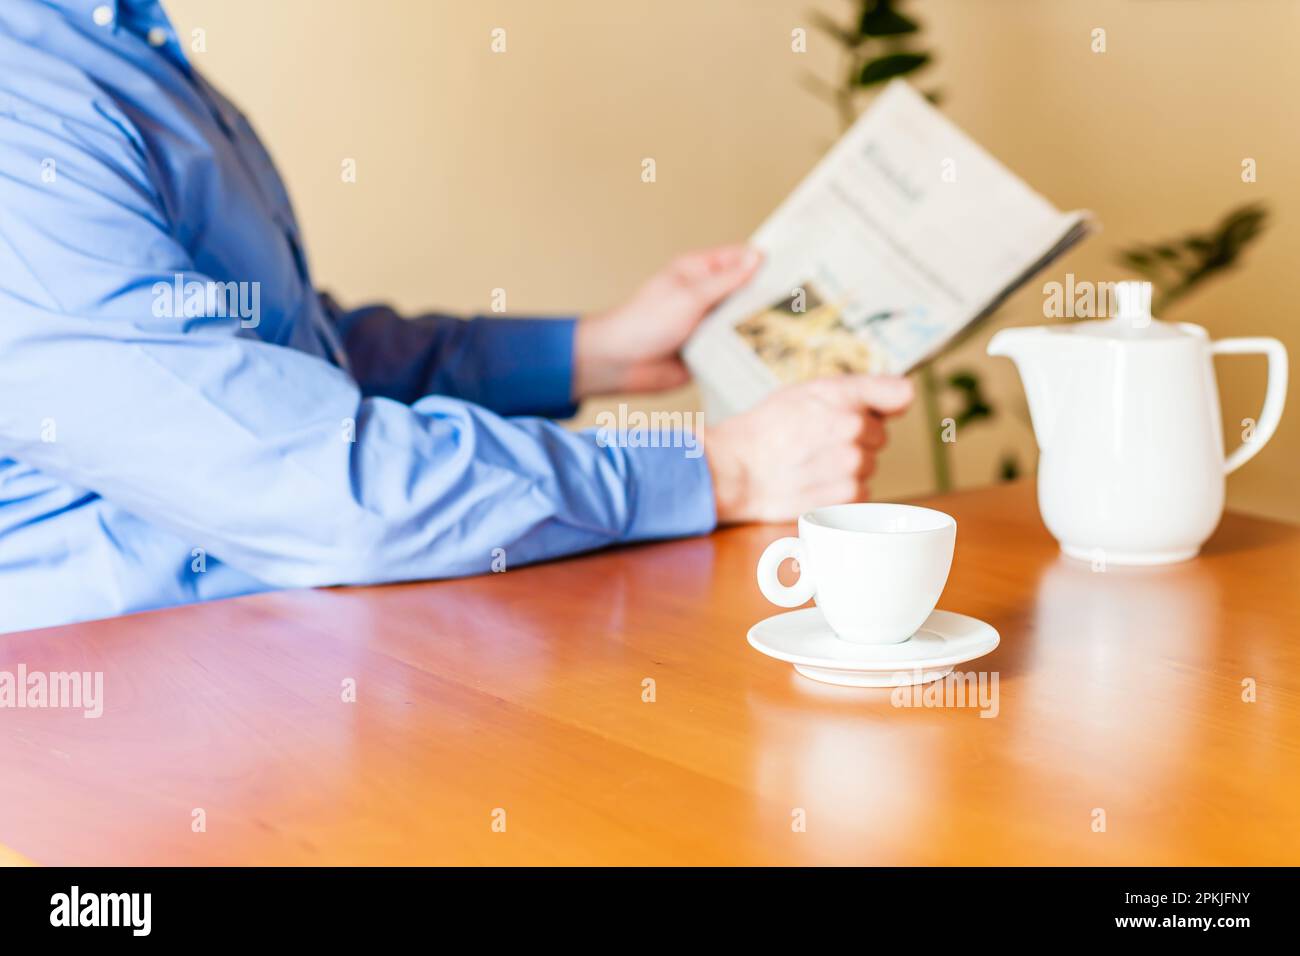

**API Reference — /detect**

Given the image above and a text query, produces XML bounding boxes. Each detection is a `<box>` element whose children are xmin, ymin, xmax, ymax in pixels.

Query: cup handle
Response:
<box><xmin>756</xmin><ymin>537</ymin><xmax>816</xmax><ymax>608</ymax></box>
<box><xmin>1211</xmin><ymin>337</ymin><xmax>1288</xmax><ymax>475</ymax></box>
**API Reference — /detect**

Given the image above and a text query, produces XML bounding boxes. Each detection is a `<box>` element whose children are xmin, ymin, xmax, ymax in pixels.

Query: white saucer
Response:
<box><xmin>747</xmin><ymin>607</ymin><xmax>1000</xmax><ymax>688</ymax></box>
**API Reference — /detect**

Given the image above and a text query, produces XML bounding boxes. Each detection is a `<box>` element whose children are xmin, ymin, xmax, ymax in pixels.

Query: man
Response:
<box><xmin>0</xmin><ymin>0</ymin><xmax>912</xmax><ymax>633</ymax></box>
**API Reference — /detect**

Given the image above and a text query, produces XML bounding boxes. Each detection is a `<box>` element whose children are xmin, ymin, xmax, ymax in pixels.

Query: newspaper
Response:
<box><xmin>684</xmin><ymin>80</ymin><xmax>1092</xmax><ymax>419</ymax></box>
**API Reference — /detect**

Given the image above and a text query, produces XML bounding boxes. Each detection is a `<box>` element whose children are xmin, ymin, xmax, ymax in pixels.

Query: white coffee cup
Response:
<box><xmin>756</xmin><ymin>503</ymin><xmax>956</xmax><ymax>644</ymax></box>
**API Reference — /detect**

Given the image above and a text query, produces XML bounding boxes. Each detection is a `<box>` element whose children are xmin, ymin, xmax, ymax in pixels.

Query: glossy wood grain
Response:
<box><xmin>1</xmin><ymin>481</ymin><xmax>1298</xmax><ymax>865</ymax></box>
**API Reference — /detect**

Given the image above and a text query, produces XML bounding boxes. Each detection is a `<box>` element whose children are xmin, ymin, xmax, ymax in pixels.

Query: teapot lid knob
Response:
<box><xmin>1114</xmin><ymin>281</ymin><xmax>1153</xmax><ymax>327</ymax></box>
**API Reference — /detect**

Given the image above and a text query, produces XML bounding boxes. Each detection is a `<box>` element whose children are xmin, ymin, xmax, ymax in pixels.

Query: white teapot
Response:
<box><xmin>988</xmin><ymin>282</ymin><xmax>1287</xmax><ymax>564</ymax></box>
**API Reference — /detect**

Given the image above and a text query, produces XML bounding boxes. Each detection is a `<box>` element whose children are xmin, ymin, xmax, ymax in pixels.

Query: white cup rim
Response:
<box><xmin>800</xmin><ymin>502</ymin><xmax>955</xmax><ymax>536</ymax></box>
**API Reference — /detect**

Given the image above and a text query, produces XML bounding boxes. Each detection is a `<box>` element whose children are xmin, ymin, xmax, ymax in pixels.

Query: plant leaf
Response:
<box><xmin>858</xmin><ymin>51</ymin><xmax>931</xmax><ymax>86</ymax></box>
<box><xmin>1114</xmin><ymin>202</ymin><xmax>1271</xmax><ymax>310</ymax></box>
<box><xmin>860</xmin><ymin>2</ymin><xmax>920</xmax><ymax>37</ymax></box>
<box><xmin>946</xmin><ymin>369</ymin><xmax>993</xmax><ymax>428</ymax></box>
<box><xmin>998</xmin><ymin>453</ymin><xmax>1021</xmax><ymax>483</ymax></box>
<box><xmin>947</xmin><ymin>371</ymin><xmax>978</xmax><ymax>392</ymax></box>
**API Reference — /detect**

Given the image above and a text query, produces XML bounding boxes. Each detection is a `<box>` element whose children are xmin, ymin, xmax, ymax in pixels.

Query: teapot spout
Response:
<box><xmin>987</xmin><ymin>327</ymin><xmax>1060</xmax><ymax>453</ymax></box>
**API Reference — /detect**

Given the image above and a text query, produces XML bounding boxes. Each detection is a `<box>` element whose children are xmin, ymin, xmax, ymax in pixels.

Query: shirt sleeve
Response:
<box><xmin>0</xmin><ymin>94</ymin><xmax>716</xmax><ymax>589</ymax></box>
<box><xmin>320</xmin><ymin>294</ymin><xmax>580</xmax><ymax>419</ymax></box>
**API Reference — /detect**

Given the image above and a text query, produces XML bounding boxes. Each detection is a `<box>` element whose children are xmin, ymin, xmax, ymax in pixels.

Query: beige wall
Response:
<box><xmin>165</xmin><ymin>0</ymin><xmax>1300</xmax><ymax>521</ymax></box>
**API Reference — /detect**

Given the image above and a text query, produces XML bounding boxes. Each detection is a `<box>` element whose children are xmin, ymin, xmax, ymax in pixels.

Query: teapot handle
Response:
<box><xmin>1211</xmin><ymin>337</ymin><xmax>1288</xmax><ymax>474</ymax></box>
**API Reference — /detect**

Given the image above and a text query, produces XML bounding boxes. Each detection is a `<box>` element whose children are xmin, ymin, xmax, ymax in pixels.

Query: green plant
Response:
<box><xmin>807</xmin><ymin>0</ymin><xmax>1006</xmax><ymax>492</ymax></box>
<box><xmin>1117</xmin><ymin>203</ymin><xmax>1269</xmax><ymax>313</ymax></box>
<box><xmin>808</xmin><ymin>0</ymin><xmax>939</xmax><ymax>128</ymax></box>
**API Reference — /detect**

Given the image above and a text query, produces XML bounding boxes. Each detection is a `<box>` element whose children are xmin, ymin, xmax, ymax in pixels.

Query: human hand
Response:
<box><xmin>573</xmin><ymin>244</ymin><xmax>762</xmax><ymax>399</ymax></box>
<box><xmin>705</xmin><ymin>375</ymin><xmax>914</xmax><ymax>524</ymax></box>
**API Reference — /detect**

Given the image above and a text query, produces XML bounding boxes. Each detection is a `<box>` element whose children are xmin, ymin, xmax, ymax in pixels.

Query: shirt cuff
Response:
<box><xmin>612</xmin><ymin>438</ymin><xmax>718</xmax><ymax>542</ymax></box>
<box><xmin>468</xmin><ymin>316</ymin><xmax>578</xmax><ymax>419</ymax></box>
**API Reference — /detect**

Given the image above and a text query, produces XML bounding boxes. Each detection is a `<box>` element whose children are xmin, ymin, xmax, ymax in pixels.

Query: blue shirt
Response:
<box><xmin>0</xmin><ymin>0</ymin><xmax>715</xmax><ymax>633</ymax></box>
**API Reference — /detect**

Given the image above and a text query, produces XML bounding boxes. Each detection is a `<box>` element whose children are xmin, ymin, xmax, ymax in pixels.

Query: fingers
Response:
<box><xmin>673</xmin><ymin>243</ymin><xmax>758</xmax><ymax>276</ymax></box>
<box><xmin>812</xmin><ymin>440</ymin><xmax>876</xmax><ymax>491</ymax></box>
<box><xmin>712</xmin><ymin>367</ymin><xmax>896</xmax><ymax>523</ymax></box>
<box><xmin>672</xmin><ymin>244</ymin><xmax>764</xmax><ymax>308</ymax></box>
<box><xmin>825</xmin><ymin>410</ymin><xmax>887</xmax><ymax>449</ymax></box>
<box><xmin>836</xmin><ymin>443</ymin><xmax>877</xmax><ymax>485</ymax></box>
<box><xmin>859</xmin><ymin>413</ymin><xmax>887</xmax><ymax>450</ymax></box>
<box><xmin>814</xmin><ymin>374</ymin><xmax>914</xmax><ymax>415</ymax></box>
<box><xmin>806</xmin><ymin>471</ymin><xmax>872</xmax><ymax>509</ymax></box>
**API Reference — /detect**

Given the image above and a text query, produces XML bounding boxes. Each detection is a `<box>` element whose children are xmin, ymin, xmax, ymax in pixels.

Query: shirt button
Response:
<box><xmin>147</xmin><ymin>27</ymin><xmax>168</xmax><ymax>47</ymax></box>
<box><xmin>92</xmin><ymin>5</ymin><xmax>113</xmax><ymax>26</ymax></box>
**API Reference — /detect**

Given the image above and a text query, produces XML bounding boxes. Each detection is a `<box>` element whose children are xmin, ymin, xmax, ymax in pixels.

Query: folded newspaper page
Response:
<box><xmin>684</xmin><ymin>80</ymin><xmax>1092</xmax><ymax>419</ymax></box>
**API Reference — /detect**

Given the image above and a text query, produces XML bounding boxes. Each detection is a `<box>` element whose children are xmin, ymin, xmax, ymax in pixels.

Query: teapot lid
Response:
<box><xmin>1067</xmin><ymin>281</ymin><xmax>1193</xmax><ymax>340</ymax></box>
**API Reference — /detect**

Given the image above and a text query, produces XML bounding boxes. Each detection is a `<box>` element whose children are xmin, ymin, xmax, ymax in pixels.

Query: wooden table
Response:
<box><xmin>1</xmin><ymin>481</ymin><xmax>1297</xmax><ymax>865</ymax></box>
